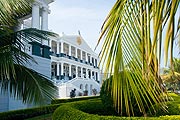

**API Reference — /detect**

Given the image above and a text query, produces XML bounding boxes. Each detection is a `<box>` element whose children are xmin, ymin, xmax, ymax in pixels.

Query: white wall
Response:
<box><xmin>26</xmin><ymin>55</ymin><xmax>51</xmax><ymax>78</ymax></box>
<box><xmin>0</xmin><ymin>89</ymin><xmax>30</xmax><ymax>112</ymax></box>
<box><xmin>0</xmin><ymin>91</ymin><xmax>9</xmax><ymax>112</ymax></box>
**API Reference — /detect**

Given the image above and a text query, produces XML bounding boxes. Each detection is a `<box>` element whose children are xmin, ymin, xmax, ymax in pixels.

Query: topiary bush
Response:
<box><xmin>52</xmin><ymin>98</ymin><xmax>180</xmax><ymax>120</ymax></box>
<box><xmin>71</xmin><ymin>99</ymin><xmax>113</xmax><ymax>115</ymax></box>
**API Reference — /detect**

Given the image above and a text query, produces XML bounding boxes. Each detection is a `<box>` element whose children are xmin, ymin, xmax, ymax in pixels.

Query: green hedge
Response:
<box><xmin>51</xmin><ymin>96</ymin><xmax>100</xmax><ymax>104</ymax></box>
<box><xmin>0</xmin><ymin>104</ymin><xmax>61</xmax><ymax>120</ymax></box>
<box><xmin>70</xmin><ymin>98</ymin><xmax>116</xmax><ymax>115</ymax></box>
<box><xmin>52</xmin><ymin>98</ymin><xmax>180</xmax><ymax>120</ymax></box>
<box><xmin>0</xmin><ymin>96</ymin><xmax>99</xmax><ymax>120</ymax></box>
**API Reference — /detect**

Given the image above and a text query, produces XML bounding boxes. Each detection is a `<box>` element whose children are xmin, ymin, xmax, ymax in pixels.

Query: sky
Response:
<box><xmin>48</xmin><ymin>0</ymin><xmax>179</xmax><ymax>63</ymax></box>
<box><xmin>48</xmin><ymin>0</ymin><xmax>116</xmax><ymax>54</ymax></box>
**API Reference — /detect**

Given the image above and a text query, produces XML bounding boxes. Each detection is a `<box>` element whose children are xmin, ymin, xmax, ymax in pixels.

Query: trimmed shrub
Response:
<box><xmin>51</xmin><ymin>96</ymin><xmax>100</xmax><ymax>104</ymax></box>
<box><xmin>0</xmin><ymin>96</ymin><xmax>99</xmax><ymax>120</ymax></box>
<box><xmin>53</xmin><ymin>105</ymin><xmax>91</xmax><ymax>120</ymax></box>
<box><xmin>52</xmin><ymin>99</ymin><xmax>111</xmax><ymax>120</ymax></box>
<box><xmin>70</xmin><ymin>99</ymin><xmax>114</xmax><ymax>115</ymax></box>
<box><xmin>0</xmin><ymin>104</ymin><xmax>61</xmax><ymax>120</ymax></box>
<box><xmin>52</xmin><ymin>99</ymin><xmax>180</xmax><ymax>120</ymax></box>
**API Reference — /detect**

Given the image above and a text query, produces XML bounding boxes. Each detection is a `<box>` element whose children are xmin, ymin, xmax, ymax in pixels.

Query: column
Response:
<box><xmin>32</xmin><ymin>2</ymin><xmax>40</xmax><ymax>29</ymax></box>
<box><xmin>81</xmin><ymin>67</ymin><xmax>83</xmax><ymax>78</ymax></box>
<box><xmin>61</xmin><ymin>42</ymin><xmax>63</xmax><ymax>53</ymax></box>
<box><xmin>49</xmin><ymin>40</ymin><xmax>52</xmax><ymax>49</ymax></box>
<box><xmin>41</xmin><ymin>7</ymin><xmax>49</xmax><ymax>45</ymax></box>
<box><xmin>76</xmin><ymin>66</ymin><xmax>78</xmax><ymax>77</ymax></box>
<box><xmin>57</xmin><ymin>63</ymin><xmax>60</xmax><ymax>80</ymax></box>
<box><xmin>61</xmin><ymin>62</ymin><xmax>64</xmax><ymax>79</ymax></box>
<box><xmin>41</xmin><ymin>7</ymin><xmax>48</xmax><ymax>31</ymax></box>
<box><xmin>15</xmin><ymin>20</ymin><xmax>23</xmax><ymax>31</ymax></box>
<box><xmin>57</xmin><ymin>42</ymin><xmax>59</xmax><ymax>54</ymax></box>
<box><xmin>69</xmin><ymin>45</ymin><xmax>71</xmax><ymax>56</ymax></box>
<box><xmin>86</xmin><ymin>53</ymin><xmax>88</xmax><ymax>62</ymax></box>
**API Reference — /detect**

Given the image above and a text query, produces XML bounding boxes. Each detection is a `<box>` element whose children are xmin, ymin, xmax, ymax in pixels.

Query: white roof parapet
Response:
<box><xmin>44</xmin><ymin>0</ymin><xmax>54</xmax><ymax>4</ymax></box>
<box><xmin>35</xmin><ymin>0</ymin><xmax>55</xmax><ymax>4</ymax></box>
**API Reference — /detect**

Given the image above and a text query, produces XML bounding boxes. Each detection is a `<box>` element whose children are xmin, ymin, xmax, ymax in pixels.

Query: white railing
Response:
<box><xmin>64</xmin><ymin>77</ymin><xmax>100</xmax><ymax>86</ymax></box>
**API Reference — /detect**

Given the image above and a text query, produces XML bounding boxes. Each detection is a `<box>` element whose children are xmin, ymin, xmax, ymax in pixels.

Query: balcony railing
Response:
<box><xmin>50</xmin><ymin>52</ymin><xmax>99</xmax><ymax>69</ymax></box>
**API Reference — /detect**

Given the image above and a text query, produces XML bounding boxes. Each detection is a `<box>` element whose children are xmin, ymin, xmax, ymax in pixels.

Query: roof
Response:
<box><xmin>60</xmin><ymin>34</ymin><xmax>98</xmax><ymax>57</ymax></box>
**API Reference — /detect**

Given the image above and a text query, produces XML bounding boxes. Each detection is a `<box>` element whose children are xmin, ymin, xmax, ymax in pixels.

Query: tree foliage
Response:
<box><xmin>97</xmin><ymin>0</ymin><xmax>179</xmax><ymax>116</ymax></box>
<box><xmin>0</xmin><ymin>0</ymin><xmax>58</xmax><ymax>104</ymax></box>
<box><xmin>162</xmin><ymin>58</ymin><xmax>180</xmax><ymax>91</ymax></box>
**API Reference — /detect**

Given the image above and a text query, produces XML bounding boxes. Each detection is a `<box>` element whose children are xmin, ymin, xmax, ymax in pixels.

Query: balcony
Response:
<box><xmin>50</xmin><ymin>53</ymin><xmax>99</xmax><ymax>69</ymax></box>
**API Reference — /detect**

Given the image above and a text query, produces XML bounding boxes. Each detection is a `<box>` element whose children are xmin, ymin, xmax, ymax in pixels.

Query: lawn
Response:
<box><xmin>26</xmin><ymin>114</ymin><xmax>52</xmax><ymax>120</ymax></box>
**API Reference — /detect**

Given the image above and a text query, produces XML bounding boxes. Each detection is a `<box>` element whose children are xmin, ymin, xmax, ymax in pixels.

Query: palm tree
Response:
<box><xmin>162</xmin><ymin>58</ymin><xmax>180</xmax><ymax>92</ymax></box>
<box><xmin>97</xmin><ymin>0</ymin><xmax>179</xmax><ymax>116</ymax></box>
<box><xmin>0</xmin><ymin>0</ymin><xmax>58</xmax><ymax>105</ymax></box>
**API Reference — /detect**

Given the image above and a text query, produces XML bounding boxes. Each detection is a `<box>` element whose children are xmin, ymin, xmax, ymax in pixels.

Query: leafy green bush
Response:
<box><xmin>0</xmin><ymin>104</ymin><xmax>61</xmax><ymax>120</ymax></box>
<box><xmin>51</xmin><ymin>96</ymin><xmax>100</xmax><ymax>104</ymax></box>
<box><xmin>148</xmin><ymin>93</ymin><xmax>180</xmax><ymax>116</ymax></box>
<box><xmin>52</xmin><ymin>99</ymin><xmax>180</xmax><ymax>120</ymax></box>
<box><xmin>100</xmin><ymin>76</ymin><xmax>118</xmax><ymax>115</ymax></box>
<box><xmin>70</xmin><ymin>99</ymin><xmax>115</xmax><ymax>115</ymax></box>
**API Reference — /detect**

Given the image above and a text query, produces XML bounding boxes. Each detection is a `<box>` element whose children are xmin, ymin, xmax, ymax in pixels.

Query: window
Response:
<box><xmin>80</xmin><ymin>84</ymin><xmax>83</xmax><ymax>90</ymax></box>
<box><xmin>63</xmin><ymin>43</ymin><xmax>69</xmax><ymax>55</ymax></box>
<box><xmin>77</xmin><ymin>49</ymin><xmax>81</xmax><ymax>59</ymax></box>
<box><xmin>95</xmin><ymin>59</ymin><xmax>97</xmax><ymax>67</ymax></box>
<box><xmin>71</xmin><ymin>46</ymin><xmax>75</xmax><ymax>57</ymax></box>
<box><xmin>82</xmin><ymin>51</ymin><xmax>86</xmax><ymax>61</ymax></box>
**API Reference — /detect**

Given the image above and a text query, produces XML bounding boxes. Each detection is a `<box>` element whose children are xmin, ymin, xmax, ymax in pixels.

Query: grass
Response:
<box><xmin>25</xmin><ymin>113</ymin><xmax>52</xmax><ymax>120</ymax></box>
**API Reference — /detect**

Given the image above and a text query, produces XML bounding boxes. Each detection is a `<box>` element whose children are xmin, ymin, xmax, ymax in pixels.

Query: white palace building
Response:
<box><xmin>50</xmin><ymin>34</ymin><xmax>100</xmax><ymax>97</ymax></box>
<box><xmin>0</xmin><ymin>0</ymin><xmax>101</xmax><ymax>112</ymax></box>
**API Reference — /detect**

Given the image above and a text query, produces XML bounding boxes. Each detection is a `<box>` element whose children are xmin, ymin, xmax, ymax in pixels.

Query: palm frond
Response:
<box><xmin>0</xmin><ymin>0</ymin><xmax>33</xmax><ymax>27</ymax></box>
<box><xmin>98</xmin><ymin>0</ymin><xmax>179</xmax><ymax>116</ymax></box>
<box><xmin>0</xmin><ymin>0</ymin><xmax>58</xmax><ymax>104</ymax></box>
<box><xmin>0</xmin><ymin>64</ymin><xmax>58</xmax><ymax>104</ymax></box>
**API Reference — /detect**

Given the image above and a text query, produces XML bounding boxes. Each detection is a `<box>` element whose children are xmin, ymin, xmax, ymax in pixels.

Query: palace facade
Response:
<box><xmin>50</xmin><ymin>34</ymin><xmax>100</xmax><ymax>97</ymax></box>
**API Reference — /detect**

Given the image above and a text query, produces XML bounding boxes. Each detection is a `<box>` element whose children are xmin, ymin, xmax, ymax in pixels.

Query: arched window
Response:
<box><xmin>80</xmin><ymin>84</ymin><xmax>83</xmax><ymax>90</ymax></box>
<box><xmin>90</xmin><ymin>84</ymin><xmax>93</xmax><ymax>95</ymax></box>
<box><xmin>85</xmin><ymin>84</ymin><xmax>88</xmax><ymax>91</ymax></box>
